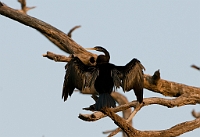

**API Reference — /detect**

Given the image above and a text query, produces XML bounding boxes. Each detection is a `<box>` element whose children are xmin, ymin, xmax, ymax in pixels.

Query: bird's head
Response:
<box><xmin>86</xmin><ymin>46</ymin><xmax>110</xmax><ymax>64</ymax></box>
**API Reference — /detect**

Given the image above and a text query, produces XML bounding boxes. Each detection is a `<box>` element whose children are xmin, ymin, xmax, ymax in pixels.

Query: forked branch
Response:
<box><xmin>0</xmin><ymin>2</ymin><xmax>97</xmax><ymax>65</ymax></box>
<box><xmin>1</xmin><ymin>1</ymin><xmax>200</xmax><ymax>136</ymax></box>
<box><xmin>101</xmin><ymin>107</ymin><xmax>200</xmax><ymax>137</ymax></box>
<box><xmin>17</xmin><ymin>0</ymin><xmax>36</xmax><ymax>14</ymax></box>
<box><xmin>79</xmin><ymin>93</ymin><xmax>200</xmax><ymax>122</ymax></box>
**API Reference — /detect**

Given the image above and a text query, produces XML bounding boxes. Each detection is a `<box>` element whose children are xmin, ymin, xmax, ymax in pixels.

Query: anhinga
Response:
<box><xmin>62</xmin><ymin>46</ymin><xmax>145</xmax><ymax>110</ymax></box>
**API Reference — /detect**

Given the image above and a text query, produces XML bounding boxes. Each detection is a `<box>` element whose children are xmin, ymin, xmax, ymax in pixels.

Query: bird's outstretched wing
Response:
<box><xmin>62</xmin><ymin>57</ymin><xmax>98</xmax><ymax>101</ymax></box>
<box><xmin>113</xmin><ymin>58</ymin><xmax>145</xmax><ymax>103</ymax></box>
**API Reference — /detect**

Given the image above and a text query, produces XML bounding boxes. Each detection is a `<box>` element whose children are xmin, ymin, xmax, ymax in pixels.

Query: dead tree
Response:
<box><xmin>0</xmin><ymin>1</ymin><xmax>200</xmax><ymax>137</ymax></box>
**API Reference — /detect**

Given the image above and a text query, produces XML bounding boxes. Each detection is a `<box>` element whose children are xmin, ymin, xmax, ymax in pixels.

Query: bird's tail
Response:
<box><xmin>95</xmin><ymin>93</ymin><xmax>116</xmax><ymax>111</ymax></box>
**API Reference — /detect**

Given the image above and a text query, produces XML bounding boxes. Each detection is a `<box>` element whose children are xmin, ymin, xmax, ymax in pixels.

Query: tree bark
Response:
<box><xmin>101</xmin><ymin>107</ymin><xmax>200</xmax><ymax>137</ymax></box>
<box><xmin>1</xmin><ymin>2</ymin><xmax>200</xmax><ymax>137</ymax></box>
<box><xmin>0</xmin><ymin>2</ymin><xmax>97</xmax><ymax>66</ymax></box>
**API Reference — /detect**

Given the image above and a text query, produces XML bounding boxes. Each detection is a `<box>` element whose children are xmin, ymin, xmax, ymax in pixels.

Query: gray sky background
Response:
<box><xmin>0</xmin><ymin>0</ymin><xmax>200</xmax><ymax>137</ymax></box>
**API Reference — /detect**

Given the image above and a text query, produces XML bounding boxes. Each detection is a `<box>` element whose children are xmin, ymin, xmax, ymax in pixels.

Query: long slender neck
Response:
<box><xmin>102</xmin><ymin>49</ymin><xmax>110</xmax><ymax>62</ymax></box>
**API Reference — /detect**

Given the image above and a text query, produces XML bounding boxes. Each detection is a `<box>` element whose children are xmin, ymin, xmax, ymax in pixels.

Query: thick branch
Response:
<box><xmin>78</xmin><ymin>91</ymin><xmax>133</xmax><ymax>121</ymax></box>
<box><xmin>108</xmin><ymin>103</ymin><xmax>143</xmax><ymax>137</ymax></box>
<box><xmin>102</xmin><ymin>107</ymin><xmax>200</xmax><ymax>137</ymax></box>
<box><xmin>1</xmin><ymin>2</ymin><xmax>200</xmax><ymax>136</ymax></box>
<box><xmin>79</xmin><ymin>95</ymin><xmax>200</xmax><ymax>136</ymax></box>
<box><xmin>79</xmin><ymin>94</ymin><xmax>200</xmax><ymax>122</ymax></box>
<box><xmin>144</xmin><ymin>73</ymin><xmax>200</xmax><ymax>97</ymax></box>
<box><xmin>101</xmin><ymin>108</ymin><xmax>137</xmax><ymax>137</ymax></box>
<box><xmin>111</xmin><ymin>92</ymin><xmax>132</xmax><ymax>125</ymax></box>
<box><xmin>0</xmin><ymin>2</ymin><xmax>97</xmax><ymax>65</ymax></box>
<box><xmin>108</xmin><ymin>92</ymin><xmax>132</xmax><ymax>137</ymax></box>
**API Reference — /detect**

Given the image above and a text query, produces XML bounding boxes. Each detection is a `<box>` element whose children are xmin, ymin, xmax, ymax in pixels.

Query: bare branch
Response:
<box><xmin>101</xmin><ymin>107</ymin><xmax>200</xmax><ymax>137</ymax></box>
<box><xmin>144</xmin><ymin>73</ymin><xmax>200</xmax><ymax>97</ymax></box>
<box><xmin>0</xmin><ymin>3</ymin><xmax>97</xmax><ymax>66</ymax></box>
<box><xmin>107</xmin><ymin>92</ymin><xmax>132</xmax><ymax>137</ymax></box>
<box><xmin>111</xmin><ymin>92</ymin><xmax>132</xmax><ymax>123</ymax></box>
<box><xmin>158</xmin><ymin>117</ymin><xmax>200</xmax><ymax>137</ymax></box>
<box><xmin>103</xmin><ymin>129</ymin><xmax>116</xmax><ymax>134</ymax></box>
<box><xmin>43</xmin><ymin>51</ymin><xmax>72</xmax><ymax>62</ymax></box>
<box><xmin>108</xmin><ymin>103</ymin><xmax>143</xmax><ymax>137</ymax></box>
<box><xmin>79</xmin><ymin>93</ymin><xmax>200</xmax><ymax>122</ymax></box>
<box><xmin>42</xmin><ymin>51</ymin><xmax>200</xmax><ymax>136</ymax></box>
<box><xmin>192</xmin><ymin>110</ymin><xmax>200</xmax><ymax>118</ymax></box>
<box><xmin>67</xmin><ymin>25</ymin><xmax>81</xmax><ymax>38</ymax></box>
<box><xmin>18</xmin><ymin>0</ymin><xmax>36</xmax><ymax>14</ymax></box>
<box><xmin>191</xmin><ymin>64</ymin><xmax>200</xmax><ymax>71</ymax></box>
<box><xmin>101</xmin><ymin>108</ymin><xmax>137</xmax><ymax>137</ymax></box>
<box><xmin>1</xmin><ymin>2</ymin><xmax>200</xmax><ymax>136</ymax></box>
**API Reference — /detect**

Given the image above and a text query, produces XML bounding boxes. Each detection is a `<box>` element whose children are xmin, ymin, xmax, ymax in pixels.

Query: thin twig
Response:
<box><xmin>191</xmin><ymin>65</ymin><xmax>200</xmax><ymax>71</ymax></box>
<box><xmin>67</xmin><ymin>25</ymin><xmax>81</xmax><ymax>38</ymax></box>
<box><xmin>192</xmin><ymin>110</ymin><xmax>200</xmax><ymax>118</ymax></box>
<box><xmin>18</xmin><ymin>0</ymin><xmax>36</xmax><ymax>14</ymax></box>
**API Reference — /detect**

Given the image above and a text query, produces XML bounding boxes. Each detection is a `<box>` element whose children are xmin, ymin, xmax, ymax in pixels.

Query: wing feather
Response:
<box><xmin>111</xmin><ymin>68</ymin><xmax>122</xmax><ymax>89</ymax></box>
<box><xmin>114</xmin><ymin>58</ymin><xmax>145</xmax><ymax>102</ymax></box>
<box><xmin>62</xmin><ymin>57</ymin><xmax>98</xmax><ymax>101</ymax></box>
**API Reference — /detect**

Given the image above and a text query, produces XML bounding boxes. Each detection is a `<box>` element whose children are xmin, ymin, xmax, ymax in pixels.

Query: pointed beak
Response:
<box><xmin>85</xmin><ymin>47</ymin><xmax>96</xmax><ymax>50</ymax></box>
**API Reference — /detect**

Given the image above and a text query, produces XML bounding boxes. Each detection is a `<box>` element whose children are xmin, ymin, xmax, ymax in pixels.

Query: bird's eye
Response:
<box><xmin>90</xmin><ymin>57</ymin><xmax>95</xmax><ymax>64</ymax></box>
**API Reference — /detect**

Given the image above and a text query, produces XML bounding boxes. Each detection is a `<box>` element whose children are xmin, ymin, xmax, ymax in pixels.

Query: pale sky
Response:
<box><xmin>0</xmin><ymin>0</ymin><xmax>200</xmax><ymax>137</ymax></box>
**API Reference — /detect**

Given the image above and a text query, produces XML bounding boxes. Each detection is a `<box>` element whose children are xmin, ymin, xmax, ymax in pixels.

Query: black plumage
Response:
<box><xmin>62</xmin><ymin>46</ymin><xmax>145</xmax><ymax>110</ymax></box>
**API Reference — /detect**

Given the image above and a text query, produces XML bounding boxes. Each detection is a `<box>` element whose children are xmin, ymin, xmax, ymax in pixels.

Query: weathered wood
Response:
<box><xmin>191</xmin><ymin>65</ymin><xmax>200</xmax><ymax>71</ymax></box>
<box><xmin>17</xmin><ymin>0</ymin><xmax>36</xmax><ymax>14</ymax></box>
<box><xmin>1</xmin><ymin>2</ymin><xmax>200</xmax><ymax>136</ymax></box>
<box><xmin>101</xmin><ymin>108</ymin><xmax>137</xmax><ymax>137</ymax></box>
<box><xmin>144</xmin><ymin>74</ymin><xmax>200</xmax><ymax>97</ymax></box>
<box><xmin>79</xmin><ymin>93</ymin><xmax>200</xmax><ymax>122</ymax></box>
<box><xmin>0</xmin><ymin>2</ymin><xmax>97</xmax><ymax>66</ymax></box>
<box><xmin>192</xmin><ymin>110</ymin><xmax>200</xmax><ymax>118</ymax></box>
<box><xmin>102</xmin><ymin>108</ymin><xmax>200</xmax><ymax>137</ymax></box>
<box><xmin>43</xmin><ymin>51</ymin><xmax>72</xmax><ymax>62</ymax></box>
